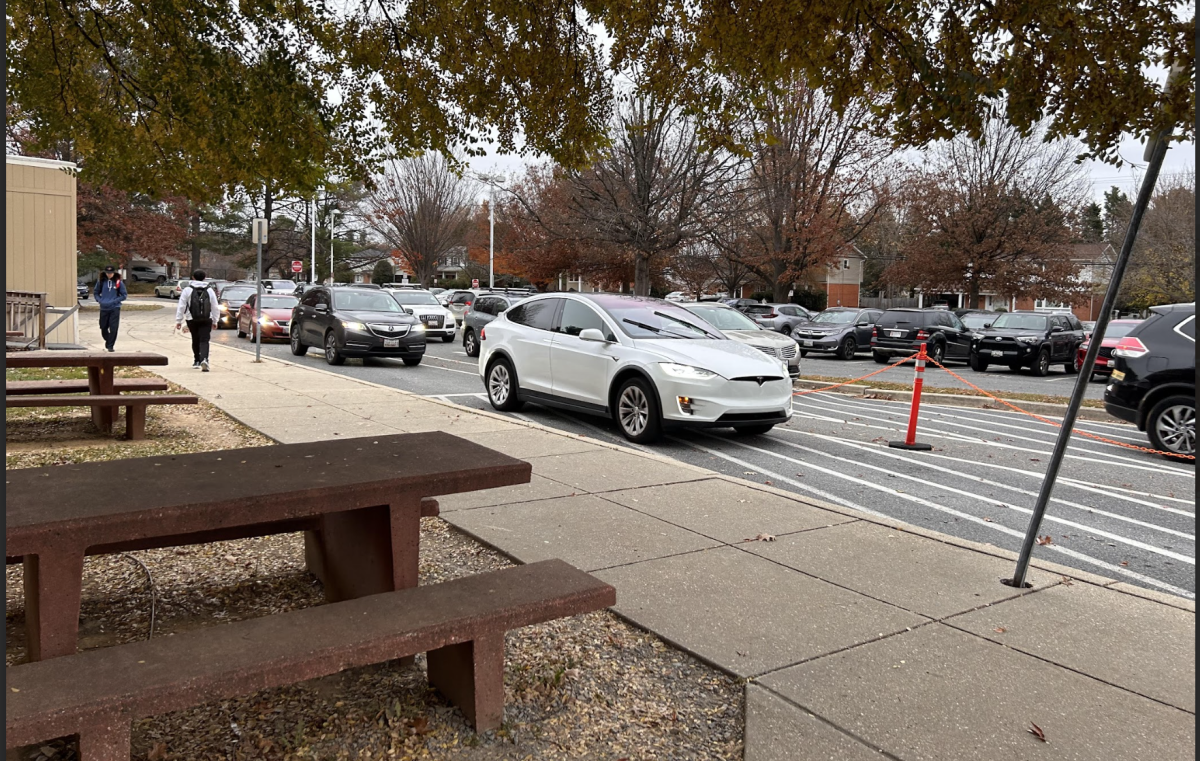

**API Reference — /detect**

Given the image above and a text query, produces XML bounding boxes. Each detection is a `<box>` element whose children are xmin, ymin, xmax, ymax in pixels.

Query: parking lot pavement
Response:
<box><xmin>209</xmin><ymin>323</ymin><xmax>1195</xmax><ymax>598</ymax></box>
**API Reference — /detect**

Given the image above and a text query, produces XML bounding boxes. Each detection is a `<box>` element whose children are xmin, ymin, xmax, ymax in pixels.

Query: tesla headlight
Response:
<box><xmin>659</xmin><ymin>363</ymin><xmax>718</xmax><ymax>380</ymax></box>
<box><xmin>341</xmin><ymin>320</ymin><xmax>367</xmax><ymax>331</ymax></box>
<box><xmin>1015</xmin><ymin>335</ymin><xmax>1041</xmax><ymax>343</ymax></box>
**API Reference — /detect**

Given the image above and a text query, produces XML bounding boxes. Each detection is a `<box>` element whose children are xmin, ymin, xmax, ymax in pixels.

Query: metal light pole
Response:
<box><xmin>489</xmin><ymin>185</ymin><xmax>495</xmax><ymax>288</ymax></box>
<box><xmin>330</xmin><ymin>211</ymin><xmax>339</xmax><ymax>284</ymax></box>
<box><xmin>252</xmin><ymin>218</ymin><xmax>267</xmax><ymax>363</ymax></box>
<box><xmin>310</xmin><ymin>199</ymin><xmax>316</xmax><ymax>284</ymax></box>
<box><xmin>1007</xmin><ymin>65</ymin><xmax>1185</xmax><ymax>588</ymax></box>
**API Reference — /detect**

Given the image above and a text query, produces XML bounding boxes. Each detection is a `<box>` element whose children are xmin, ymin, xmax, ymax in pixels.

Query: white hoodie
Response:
<box><xmin>175</xmin><ymin>281</ymin><xmax>222</xmax><ymax>324</ymax></box>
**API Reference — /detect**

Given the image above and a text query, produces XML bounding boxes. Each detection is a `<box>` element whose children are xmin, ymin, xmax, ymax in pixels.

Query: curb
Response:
<box><xmin>793</xmin><ymin>379</ymin><xmax>1119</xmax><ymax>423</ymax></box>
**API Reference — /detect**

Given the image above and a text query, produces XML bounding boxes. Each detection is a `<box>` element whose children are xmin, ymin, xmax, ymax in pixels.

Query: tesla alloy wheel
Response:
<box><xmin>614</xmin><ymin>377</ymin><xmax>662</xmax><ymax>443</ymax></box>
<box><xmin>486</xmin><ymin>358</ymin><xmax>524</xmax><ymax>411</ymax></box>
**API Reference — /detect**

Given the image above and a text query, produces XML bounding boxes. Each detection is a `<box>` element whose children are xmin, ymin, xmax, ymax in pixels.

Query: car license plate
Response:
<box><xmin>1111</xmin><ymin>370</ymin><xmax>1125</xmax><ymax>381</ymax></box>
<box><xmin>889</xmin><ymin>330</ymin><xmax>903</xmax><ymax>338</ymax></box>
<box><xmin>990</xmin><ymin>350</ymin><xmax>1003</xmax><ymax>357</ymax></box>
<box><xmin>803</xmin><ymin>340</ymin><xmax>813</xmax><ymax>347</ymax></box>
<box><xmin>384</xmin><ymin>338</ymin><xmax>399</xmax><ymax>348</ymax></box>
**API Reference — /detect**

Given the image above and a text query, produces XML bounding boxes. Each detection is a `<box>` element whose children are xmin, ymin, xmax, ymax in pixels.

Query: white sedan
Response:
<box><xmin>478</xmin><ymin>293</ymin><xmax>793</xmax><ymax>443</ymax></box>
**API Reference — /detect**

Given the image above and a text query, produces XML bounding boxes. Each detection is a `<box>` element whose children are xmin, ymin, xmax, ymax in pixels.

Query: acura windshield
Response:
<box><xmin>333</xmin><ymin>290</ymin><xmax>405</xmax><ymax>312</ymax></box>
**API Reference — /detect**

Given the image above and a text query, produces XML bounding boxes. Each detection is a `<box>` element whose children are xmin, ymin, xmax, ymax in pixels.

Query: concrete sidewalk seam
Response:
<box><xmin>746</xmin><ymin>683</ymin><xmax>907</xmax><ymax>761</ymax></box>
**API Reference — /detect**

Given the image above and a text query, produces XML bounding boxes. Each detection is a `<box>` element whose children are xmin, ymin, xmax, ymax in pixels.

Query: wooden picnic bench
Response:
<box><xmin>6</xmin><ymin>394</ymin><xmax>199</xmax><ymax>440</ymax></box>
<box><xmin>6</xmin><ymin>560</ymin><xmax>615</xmax><ymax>757</ymax></box>
<box><xmin>5</xmin><ymin>351</ymin><xmax>170</xmax><ymax>432</ymax></box>
<box><xmin>5</xmin><ymin>432</ymin><xmax>532</xmax><ymax>662</ymax></box>
<box><xmin>5</xmin><ymin>379</ymin><xmax>169</xmax><ymax>395</ymax></box>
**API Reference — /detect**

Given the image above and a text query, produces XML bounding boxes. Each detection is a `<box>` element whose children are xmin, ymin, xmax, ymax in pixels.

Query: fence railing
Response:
<box><xmin>6</xmin><ymin>291</ymin><xmax>48</xmax><ymax>350</ymax></box>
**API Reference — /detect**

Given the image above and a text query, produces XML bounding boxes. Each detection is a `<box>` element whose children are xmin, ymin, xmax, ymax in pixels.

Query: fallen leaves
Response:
<box><xmin>147</xmin><ymin>742</ymin><xmax>169</xmax><ymax>761</ymax></box>
<box><xmin>1036</xmin><ymin>535</ymin><xmax>1053</xmax><ymax>545</ymax></box>
<box><xmin>994</xmin><ymin>627</ymin><xmax>1007</xmax><ymax>633</ymax></box>
<box><xmin>1028</xmin><ymin>722</ymin><xmax>1047</xmax><ymax>742</ymax></box>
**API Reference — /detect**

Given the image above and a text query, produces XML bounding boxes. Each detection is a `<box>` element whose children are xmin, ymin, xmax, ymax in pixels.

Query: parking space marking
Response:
<box><xmin>698</xmin><ymin>433</ymin><xmax>1196</xmax><ymax>598</ymax></box>
<box><xmin>775</xmin><ymin>428</ymin><xmax>1195</xmax><ymax>541</ymax></box>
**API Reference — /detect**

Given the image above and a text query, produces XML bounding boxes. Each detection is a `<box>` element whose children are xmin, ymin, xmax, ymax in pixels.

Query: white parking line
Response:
<box><xmin>773</xmin><ymin>428</ymin><xmax>1195</xmax><ymax>541</ymax></box>
<box><xmin>698</xmin><ymin>433</ymin><xmax>1195</xmax><ymax>598</ymax></box>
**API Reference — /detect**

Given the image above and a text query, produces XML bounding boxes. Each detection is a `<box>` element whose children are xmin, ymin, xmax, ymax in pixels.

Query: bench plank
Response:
<box><xmin>5</xmin><ymin>394</ymin><xmax>197</xmax><ymax>408</ymax></box>
<box><xmin>6</xmin><ymin>379</ymin><xmax>170</xmax><ymax>395</ymax></box>
<box><xmin>6</xmin><ymin>559</ymin><xmax>615</xmax><ymax>752</ymax></box>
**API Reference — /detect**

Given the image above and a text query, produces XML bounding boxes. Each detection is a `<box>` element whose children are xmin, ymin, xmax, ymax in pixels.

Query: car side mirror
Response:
<box><xmin>856</xmin><ymin>320</ymin><xmax>869</xmax><ymax>326</ymax></box>
<box><xmin>579</xmin><ymin>328</ymin><xmax>609</xmax><ymax>342</ymax></box>
<box><xmin>983</xmin><ymin>322</ymin><xmax>992</xmax><ymax>329</ymax></box>
<box><xmin>1049</xmin><ymin>326</ymin><xmax>1063</xmax><ymax>333</ymax></box>
<box><xmin>314</xmin><ymin>304</ymin><xmax>328</xmax><ymax>313</ymax></box>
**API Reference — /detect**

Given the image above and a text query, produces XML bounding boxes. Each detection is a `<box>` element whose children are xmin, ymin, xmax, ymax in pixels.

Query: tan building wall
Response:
<box><xmin>6</xmin><ymin>155</ymin><xmax>79</xmax><ymax>344</ymax></box>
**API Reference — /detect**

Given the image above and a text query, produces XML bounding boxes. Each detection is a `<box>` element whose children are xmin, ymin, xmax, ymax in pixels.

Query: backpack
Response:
<box><xmin>189</xmin><ymin>283</ymin><xmax>211</xmax><ymax>320</ymax></box>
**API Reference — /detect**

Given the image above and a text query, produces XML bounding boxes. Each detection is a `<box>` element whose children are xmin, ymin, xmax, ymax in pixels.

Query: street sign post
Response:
<box><xmin>291</xmin><ymin>260</ymin><xmax>303</xmax><ymax>274</ymax></box>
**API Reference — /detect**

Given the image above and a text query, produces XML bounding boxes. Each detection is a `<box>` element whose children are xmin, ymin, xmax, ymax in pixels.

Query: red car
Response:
<box><xmin>1075</xmin><ymin>319</ymin><xmax>1143</xmax><ymax>379</ymax></box>
<box><xmin>237</xmin><ymin>294</ymin><xmax>299</xmax><ymax>340</ymax></box>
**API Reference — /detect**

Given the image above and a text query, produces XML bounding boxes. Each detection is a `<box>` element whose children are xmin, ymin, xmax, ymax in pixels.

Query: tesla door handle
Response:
<box><xmin>542</xmin><ymin>338</ymin><xmax>553</xmax><ymax>344</ymax></box>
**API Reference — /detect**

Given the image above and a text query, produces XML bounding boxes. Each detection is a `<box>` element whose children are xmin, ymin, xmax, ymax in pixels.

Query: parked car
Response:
<box><xmin>724</xmin><ymin>298</ymin><xmax>762</xmax><ymax>311</ymax></box>
<box><xmin>479</xmin><ymin>293</ymin><xmax>793</xmax><ymax>443</ymax></box>
<box><xmin>664</xmin><ymin>291</ymin><xmax>689</xmax><ymax>302</ymax></box>
<box><xmin>388</xmin><ymin>289</ymin><xmax>458</xmax><ymax>343</ymax></box>
<box><xmin>969</xmin><ymin>311</ymin><xmax>1086</xmax><ymax>376</ymax></box>
<box><xmin>128</xmin><ymin>263</ymin><xmax>168</xmax><ymax>283</ymax></box>
<box><xmin>1075</xmin><ymin>319</ymin><xmax>1144</xmax><ymax>380</ymax></box>
<box><xmin>743</xmin><ymin>303</ymin><xmax>813</xmax><ymax>333</ymax></box>
<box><xmin>153</xmin><ymin>280</ymin><xmax>184</xmax><ymax>299</ymax></box>
<box><xmin>260</xmin><ymin>279</ymin><xmax>297</xmax><ymax>293</ymax></box>
<box><xmin>462</xmin><ymin>292</ymin><xmax>529</xmax><ymax>357</ymax></box>
<box><xmin>237</xmin><ymin>293</ymin><xmax>300</xmax><ymax>340</ymax></box>
<box><xmin>871</xmin><ymin>308</ymin><xmax>973</xmax><ymax>366</ymax></box>
<box><xmin>1103</xmin><ymin>303</ymin><xmax>1195</xmax><ymax>459</ymax></box>
<box><xmin>77</xmin><ymin>281</ymin><xmax>89</xmax><ymax>300</ymax></box>
<box><xmin>681</xmin><ymin>302</ymin><xmax>801</xmax><ymax>377</ymax></box>
<box><xmin>290</xmin><ymin>285</ymin><xmax>425</xmax><ymax>366</ymax></box>
<box><xmin>957</xmin><ymin>310</ymin><xmax>1001</xmax><ymax>335</ymax></box>
<box><xmin>214</xmin><ymin>285</ymin><xmax>259</xmax><ymax>328</ymax></box>
<box><xmin>444</xmin><ymin>289</ymin><xmax>489</xmax><ymax>325</ymax></box>
<box><xmin>1081</xmin><ymin>320</ymin><xmax>1097</xmax><ymax>338</ymax></box>
<box><xmin>791</xmin><ymin>307</ymin><xmax>883</xmax><ymax>360</ymax></box>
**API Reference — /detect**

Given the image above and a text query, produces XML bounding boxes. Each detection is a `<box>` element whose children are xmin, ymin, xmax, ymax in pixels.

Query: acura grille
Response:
<box><xmin>368</xmin><ymin>323</ymin><xmax>411</xmax><ymax>338</ymax></box>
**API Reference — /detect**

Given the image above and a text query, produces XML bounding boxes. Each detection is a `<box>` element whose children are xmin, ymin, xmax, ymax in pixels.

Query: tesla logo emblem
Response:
<box><xmin>756</xmin><ymin>376</ymin><xmax>764</xmax><ymax>385</ymax></box>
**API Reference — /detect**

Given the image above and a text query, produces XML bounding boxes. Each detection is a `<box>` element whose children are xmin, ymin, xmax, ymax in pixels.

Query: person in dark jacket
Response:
<box><xmin>94</xmin><ymin>265</ymin><xmax>128</xmax><ymax>352</ymax></box>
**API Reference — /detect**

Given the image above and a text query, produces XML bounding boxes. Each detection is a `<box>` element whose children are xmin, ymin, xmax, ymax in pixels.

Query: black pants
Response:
<box><xmin>99</xmin><ymin>309</ymin><xmax>121</xmax><ymax>350</ymax></box>
<box><xmin>187</xmin><ymin>319</ymin><xmax>212</xmax><ymax>363</ymax></box>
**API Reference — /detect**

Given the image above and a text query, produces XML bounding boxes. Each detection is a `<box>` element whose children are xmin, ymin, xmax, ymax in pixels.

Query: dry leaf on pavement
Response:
<box><xmin>1028</xmin><ymin>722</ymin><xmax>1047</xmax><ymax>742</ymax></box>
<box><xmin>1036</xmin><ymin>535</ymin><xmax>1053</xmax><ymax>545</ymax></box>
<box><xmin>745</xmin><ymin>533</ymin><xmax>776</xmax><ymax>542</ymax></box>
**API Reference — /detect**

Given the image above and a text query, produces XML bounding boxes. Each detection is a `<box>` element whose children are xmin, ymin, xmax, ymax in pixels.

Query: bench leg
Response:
<box><xmin>88</xmin><ymin>367</ymin><xmax>115</xmax><ymax>433</ymax></box>
<box><xmin>23</xmin><ymin>551</ymin><xmax>86</xmax><ymax>661</ymax></box>
<box><xmin>78</xmin><ymin>717</ymin><xmax>131</xmax><ymax>761</ymax></box>
<box><xmin>304</xmin><ymin>499</ymin><xmax>420</xmax><ymax>602</ymax></box>
<box><xmin>124</xmin><ymin>404</ymin><xmax>147</xmax><ymax>440</ymax></box>
<box><xmin>427</xmin><ymin>632</ymin><xmax>505</xmax><ymax>732</ymax></box>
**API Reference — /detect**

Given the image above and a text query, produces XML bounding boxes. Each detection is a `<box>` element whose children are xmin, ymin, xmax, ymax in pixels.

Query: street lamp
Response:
<box><xmin>474</xmin><ymin>173</ymin><xmax>507</xmax><ymax>289</ymax></box>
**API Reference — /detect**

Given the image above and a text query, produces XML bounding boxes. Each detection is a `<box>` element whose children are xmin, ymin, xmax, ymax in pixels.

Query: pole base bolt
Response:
<box><xmin>888</xmin><ymin>441</ymin><xmax>932</xmax><ymax>451</ymax></box>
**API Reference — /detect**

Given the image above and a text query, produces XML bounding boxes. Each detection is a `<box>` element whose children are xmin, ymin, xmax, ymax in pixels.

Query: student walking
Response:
<box><xmin>175</xmin><ymin>270</ymin><xmax>222</xmax><ymax>371</ymax></box>
<box><xmin>93</xmin><ymin>265</ymin><xmax>127</xmax><ymax>352</ymax></box>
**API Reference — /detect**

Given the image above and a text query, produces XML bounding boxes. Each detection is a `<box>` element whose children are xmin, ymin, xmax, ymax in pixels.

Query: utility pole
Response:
<box><xmin>251</xmin><ymin>218</ymin><xmax>267</xmax><ymax>362</ymax></box>
<box><xmin>310</xmin><ymin>198</ymin><xmax>316</xmax><ymax>284</ymax></box>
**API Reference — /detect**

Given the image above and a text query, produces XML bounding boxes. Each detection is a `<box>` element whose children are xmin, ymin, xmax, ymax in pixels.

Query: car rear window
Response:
<box><xmin>744</xmin><ymin>305</ymin><xmax>773</xmax><ymax>315</ymax></box>
<box><xmin>877</xmin><ymin>311</ymin><xmax>924</xmax><ymax>328</ymax></box>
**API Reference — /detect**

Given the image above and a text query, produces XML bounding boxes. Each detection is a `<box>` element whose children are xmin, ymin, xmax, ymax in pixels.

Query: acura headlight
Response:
<box><xmin>342</xmin><ymin>320</ymin><xmax>367</xmax><ymax>331</ymax></box>
<box><xmin>412</xmin><ymin>324</ymin><xmax>426</xmax><ymax>333</ymax></box>
<box><xmin>1015</xmin><ymin>335</ymin><xmax>1041</xmax><ymax>343</ymax></box>
<box><xmin>659</xmin><ymin>363</ymin><xmax>718</xmax><ymax>380</ymax></box>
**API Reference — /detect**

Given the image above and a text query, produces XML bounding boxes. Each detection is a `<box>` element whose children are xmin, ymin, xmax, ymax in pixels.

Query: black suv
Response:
<box><xmin>290</xmin><ymin>285</ymin><xmax>425</xmax><ymax>366</ymax></box>
<box><xmin>1103</xmin><ymin>303</ymin><xmax>1195</xmax><ymax>459</ymax></box>
<box><xmin>969</xmin><ymin>311</ymin><xmax>1085</xmax><ymax>376</ymax></box>
<box><xmin>792</xmin><ymin>307</ymin><xmax>883</xmax><ymax>359</ymax></box>
<box><xmin>871</xmin><ymin>308</ymin><xmax>973</xmax><ymax>365</ymax></box>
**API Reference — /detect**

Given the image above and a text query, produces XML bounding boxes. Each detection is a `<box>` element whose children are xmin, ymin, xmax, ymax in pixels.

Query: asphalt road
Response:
<box><xmin>206</xmin><ymin>316</ymin><xmax>1195</xmax><ymax>598</ymax></box>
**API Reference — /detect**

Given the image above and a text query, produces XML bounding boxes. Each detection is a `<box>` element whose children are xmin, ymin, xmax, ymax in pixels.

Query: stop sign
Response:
<box><xmin>471</xmin><ymin>278</ymin><xmax>479</xmax><ymax>288</ymax></box>
<box><xmin>291</xmin><ymin>260</ymin><xmax>303</xmax><ymax>273</ymax></box>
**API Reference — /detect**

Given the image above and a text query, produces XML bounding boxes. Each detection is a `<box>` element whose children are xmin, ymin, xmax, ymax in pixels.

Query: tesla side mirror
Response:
<box><xmin>578</xmin><ymin>328</ymin><xmax>609</xmax><ymax>342</ymax></box>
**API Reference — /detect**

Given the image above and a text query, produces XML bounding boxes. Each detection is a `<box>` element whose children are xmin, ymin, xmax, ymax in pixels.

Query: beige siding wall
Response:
<box><xmin>6</xmin><ymin>158</ymin><xmax>78</xmax><ymax>344</ymax></box>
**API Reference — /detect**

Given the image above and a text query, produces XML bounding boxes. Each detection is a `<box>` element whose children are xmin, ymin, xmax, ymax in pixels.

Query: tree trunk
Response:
<box><xmin>634</xmin><ymin>252</ymin><xmax>651</xmax><ymax>296</ymax></box>
<box><xmin>773</xmin><ymin>279</ymin><xmax>790</xmax><ymax>303</ymax></box>
<box><xmin>190</xmin><ymin>209</ymin><xmax>201</xmax><ymax>274</ymax></box>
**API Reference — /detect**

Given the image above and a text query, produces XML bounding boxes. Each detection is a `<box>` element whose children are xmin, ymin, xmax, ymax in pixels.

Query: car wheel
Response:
<box><xmin>839</xmin><ymin>336</ymin><xmax>857</xmax><ymax>360</ymax></box>
<box><xmin>926</xmin><ymin>342</ymin><xmax>945</xmax><ymax>366</ymax></box>
<box><xmin>1073</xmin><ymin>354</ymin><xmax>1084</xmax><ymax>373</ymax></box>
<box><xmin>290</xmin><ymin>327</ymin><xmax>307</xmax><ymax>356</ymax></box>
<box><xmin>237</xmin><ymin>323</ymin><xmax>246</xmax><ymax>338</ymax></box>
<box><xmin>486</xmin><ymin>358</ymin><xmax>524</xmax><ymax>411</ymax></box>
<box><xmin>403</xmin><ymin>356</ymin><xmax>423</xmax><ymax>366</ymax></box>
<box><xmin>323</xmin><ymin>331</ymin><xmax>345</xmax><ymax>366</ymax></box>
<box><xmin>442</xmin><ymin>334</ymin><xmax>455</xmax><ymax>343</ymax></box>
<box><xmin>1032</xmin><ymin>348</ymin><xmax>1051</xmax><ymax>377</ymax></box>
<box><xmin>463</xmin><ymin>329</ymin><xmax>479</xmax><ymax>357</ymax></box>
<box><xmin>614</xmin><ymin>377</ymin><xmax>662</xmax><ymax>443</ymax></box>
<box><xmin>1064</xmin><ymin>359</ymin><xmax>1078</xmax><ymax>373</ymax></box>
<box><xmin>734</xmin><ymin>424</ymin><xmax>775</xmax><ymax>435</ymax></box>
<box><xmin>156</xmin><ymin>275</ymin><xmax>167</xmax><ymax>284</ymax></box>
<box><xmin>1147</xmin><ymin>395</ymin><xmax>1195</xmax><ymax>459</ymax></box>
<box><xmin>968</xmin><ymin>352</ymin><xmax>988</xmax><ymax>372</ymax></box>
<box><xmin>872</xmin><ymin>351</ymin><xmax>888</xmax><ymax>364</ymax></box>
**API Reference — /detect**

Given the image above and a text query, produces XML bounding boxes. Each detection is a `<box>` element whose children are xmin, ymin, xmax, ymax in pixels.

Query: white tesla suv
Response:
<box><xmin>478</xmin><ymin>293</ymin><xmax>794</xmax><ymax>442</ymax></box>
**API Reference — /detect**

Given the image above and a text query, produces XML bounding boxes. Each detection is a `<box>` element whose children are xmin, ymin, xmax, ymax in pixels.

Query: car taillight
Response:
<box><xmin>871</xmin><ymin>327</ymin><xmax>878</xmax><ymax>338</ymax></box>
<box><xmin>1112</xmin><ymin>336</ymin><xmax>1149</xmax><ymax>358</ymax></box>
<box><xmin>479</xmin><ymin>327</ymin><xmax>486</xmax><ymax>341</ymax></box>
<box><xmin>915</xmin><ymin>329</ymin><xmax>929</xmax><ymax>340</ymax></box>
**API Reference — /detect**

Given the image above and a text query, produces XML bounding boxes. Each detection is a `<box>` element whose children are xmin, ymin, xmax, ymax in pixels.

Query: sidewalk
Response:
<box><xmin>105</xmin><ymin>311</ymin><xmax>1194</xmax><ymax>759</ymax></box>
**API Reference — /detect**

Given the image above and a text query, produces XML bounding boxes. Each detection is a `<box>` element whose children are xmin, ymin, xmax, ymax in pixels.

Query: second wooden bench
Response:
<box><xmin>5</xmin><ymin>394</ymin><xmax>198</xmax><ymax>439</ymax></box>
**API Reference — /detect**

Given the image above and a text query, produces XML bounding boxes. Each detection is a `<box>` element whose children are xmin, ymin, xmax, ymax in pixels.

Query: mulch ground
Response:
<box><xmin>5</xmin><ymin>370</ymin><xmax>744</xmax><ymax>760</ymax></box>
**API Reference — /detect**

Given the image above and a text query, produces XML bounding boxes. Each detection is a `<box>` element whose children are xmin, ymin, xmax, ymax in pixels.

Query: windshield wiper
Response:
<box><xmin>653</xmin><ymin>311</ymin><xmax>719</xmax><ymax>338</ymax></box>
<box><xmin>622</xmin><ymin>318</ymin><xmax>681</xmax><ymax>338</ymax></box>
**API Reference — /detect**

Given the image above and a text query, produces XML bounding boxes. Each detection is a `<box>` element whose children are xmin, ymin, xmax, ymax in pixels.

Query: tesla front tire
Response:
<box><xmin>486</xmin><ymin>358</ymin><xmax>524</xmax><ymax>412</ymax></box>
<box><xmin>614</xmin><ymin>377</ymin><xmax>662</xmax><ymax>444</ymax></box>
